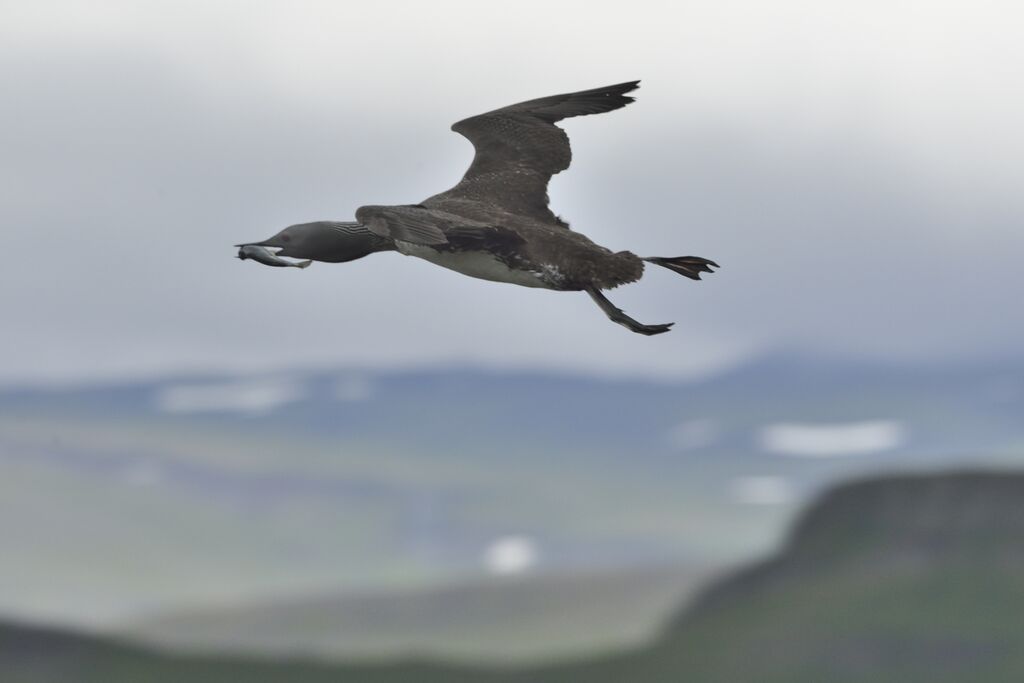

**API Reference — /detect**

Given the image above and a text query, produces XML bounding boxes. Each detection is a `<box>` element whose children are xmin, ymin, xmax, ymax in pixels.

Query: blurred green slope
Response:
<box><xmin>5</xmin><ymin>470</ymin><xmax>1024</xmax><ymax>682</ymax></box>
<box><xmin>625</xmin><ymin>470</ymin><xmax>1024</xmax><ymax>682</ymax></box>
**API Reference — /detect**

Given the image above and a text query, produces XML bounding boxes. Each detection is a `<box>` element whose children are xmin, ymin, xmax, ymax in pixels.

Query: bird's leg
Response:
<box><xmin>585</xmin><ymin>287</ymin><xmax>674</xmax><ymax>336</ymax></box>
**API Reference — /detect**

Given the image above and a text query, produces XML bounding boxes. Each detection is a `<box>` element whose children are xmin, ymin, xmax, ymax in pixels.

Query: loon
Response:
<box><xmin>235</xmin><ymin>81</ymin><xmax>717</xmax><ymax>335</ymax></box>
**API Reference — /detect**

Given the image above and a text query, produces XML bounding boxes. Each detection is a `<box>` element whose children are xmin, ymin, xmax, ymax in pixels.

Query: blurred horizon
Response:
<box><xmin>3</xmin><ymin>352</ymin><xmax>1022</xmax><ymax>649</ymax></box>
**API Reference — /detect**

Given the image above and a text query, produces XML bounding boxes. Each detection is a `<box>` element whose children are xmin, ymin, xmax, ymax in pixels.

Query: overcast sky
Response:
<box><xmin>1</xmin><ymin>0</ymin><xmax>1021</xmax><ymax>383</ymax></box>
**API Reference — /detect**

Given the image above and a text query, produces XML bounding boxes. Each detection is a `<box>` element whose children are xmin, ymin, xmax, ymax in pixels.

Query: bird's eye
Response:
<box><xmin>281</xmin><ymin>233</ymin><xmax>291</xmax><ymax>242</ymax></box>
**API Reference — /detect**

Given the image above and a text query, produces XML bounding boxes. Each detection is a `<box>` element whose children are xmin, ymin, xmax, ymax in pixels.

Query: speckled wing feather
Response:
<box><xmin>357</xmin><ymin>205</ymin><xmax>450</xmax><ymax>245</ymax></box>
<box><xmin>427</xmin><ymin>81</ymin><xmax>640</xmax><ymax>227</ymax></box>
<box><xmin>356</xmin><ymin>204</ymin><xmax>520</xmax><ymax>248</ymax></box>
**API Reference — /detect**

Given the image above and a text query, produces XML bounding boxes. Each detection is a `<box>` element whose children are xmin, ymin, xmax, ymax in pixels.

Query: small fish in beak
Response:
<box><xmin>236</xmin><ymin>245</ymin><xmax>312</xmax><ymax>269</ymax></box>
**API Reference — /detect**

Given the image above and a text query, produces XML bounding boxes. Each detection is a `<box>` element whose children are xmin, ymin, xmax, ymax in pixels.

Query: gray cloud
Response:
<box><xmin>1</xmin><ymin>2</ymin><xmax>1021</xmax><ymax>383</ymax></box>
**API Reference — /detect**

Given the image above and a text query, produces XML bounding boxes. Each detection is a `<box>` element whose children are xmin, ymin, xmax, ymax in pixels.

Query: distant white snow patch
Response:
<box><xmin>668</xmin><ymin>418</ymin><xmax>720</xmax><ymax>450</ymax></box>
<box><xmin>731</xmin><ymin>476</ymin><xmax>794</xmax><ymax>505</ymax></box>
<box><xmin>483</xmin><ymin>535</ymin><xmax>539</xmax><ymax>576</ymax></box>
<box><xmin>760</xmin><ymin>420</ymin><xmax>906</xmax><ymax>457</ymax></box>
<box><xmin>155</xmin><ymin>378</ymin><xmax>305</xmax><ymax>416</ymax></box>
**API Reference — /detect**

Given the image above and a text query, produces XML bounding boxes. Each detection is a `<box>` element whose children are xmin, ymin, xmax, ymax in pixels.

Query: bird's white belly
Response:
<box><xmin>396</xmin><ymin>243</ymin><xmax>550</xmax><ymax>288</ymax></box>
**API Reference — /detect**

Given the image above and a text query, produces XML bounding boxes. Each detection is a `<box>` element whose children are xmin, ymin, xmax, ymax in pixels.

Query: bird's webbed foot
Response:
<box><xmin>585</xmin><ymin>287</ymin><xmax>674</xmax><ymax>336</ymax></box>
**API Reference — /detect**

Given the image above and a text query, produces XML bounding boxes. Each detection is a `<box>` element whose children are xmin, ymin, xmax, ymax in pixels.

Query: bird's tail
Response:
<box><xmin>294</xmin><ymin>260</ymin><xmax>313</xmax><ymax>269</ymax></box>
<box><xmin>643</xmin><ymin>256</ymin><xmax>719</xmax><ymax>281</ymax></box>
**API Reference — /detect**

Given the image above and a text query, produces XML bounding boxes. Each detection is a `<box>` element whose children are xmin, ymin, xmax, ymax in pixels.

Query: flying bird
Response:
<box><xmin>235</xmin><ymin>81</ymin><xmax>717</xmax><ymax>335</ymax></box>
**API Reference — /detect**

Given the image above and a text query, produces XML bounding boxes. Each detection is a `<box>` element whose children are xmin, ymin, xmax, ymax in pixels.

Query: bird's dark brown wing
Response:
<box><xmin>356</xmin><ymin>204</ymin><xmax>522</xmax><ymax>248</ymax></box>
<box><xmin>357</xmin><ymin>205</ymin><xmax>450</xmax><ymax>245</ymax></box>
<box><xmin>426</xmin><ymin>81</ymin><xmax>640</xmax><ymax>227</ymax></box>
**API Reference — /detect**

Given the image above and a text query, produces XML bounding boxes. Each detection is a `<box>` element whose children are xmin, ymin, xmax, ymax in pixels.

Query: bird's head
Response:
<box><xmin>235</xmin><ymin>223</ymin><xmax>339</xmax><ymax>260</ymax></box>
<box><xmin>235</xmin><ymin>222</ymin><xmax>326</xmax><ymax>259</ymax></box>
<box><xmin>235</xmin><ymin>221</ymin><xmax>387</xmax><ymax>263</ymax></box>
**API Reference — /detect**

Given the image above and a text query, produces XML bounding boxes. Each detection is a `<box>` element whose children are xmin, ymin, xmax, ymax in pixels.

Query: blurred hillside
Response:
<box><xmin>635</xmin><ymin>471</ymin><xmax>1024</xmax><ymax>682</ymax></box>
<box><xmin>1</xmin><ymin>355</ymin><xmax>1022</xmax><ymax>661</ymax></box>
<box><xmin>126</xmin><ymin>568</ymin><xmax>708</xmax><ymax>663</ymax></box>
<box><xmin>4</xmin><ymin>470</ymin><xmax>1024</xmax><ymax>682</ymax></box>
